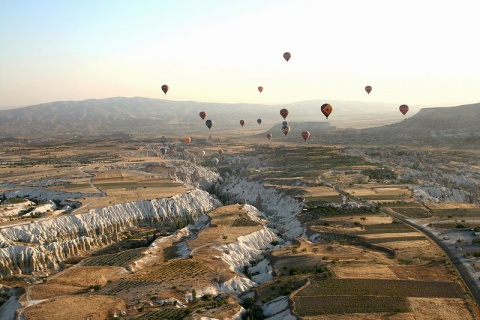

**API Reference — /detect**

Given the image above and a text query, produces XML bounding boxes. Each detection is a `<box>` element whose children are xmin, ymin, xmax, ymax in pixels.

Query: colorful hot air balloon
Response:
<box><xmin>399</xmin><ymin>104</ymin><xmax>409</xmax><ymax>116</ymax></box>
<box><xmin>218</xmin><ymin>149</ymin><xmax>224</xmax><ymax>155</ymax></box>
<box><xmin>160</xmin><ymin>147</ymin><xmax>167</xmax><ymax>155</ymax></box>
<box><xmin>240</xmin><ymin>120</ymin><xmax>245</xmax><ymax>127</ymax></box>
<box><xmin>282</xmin><ymin>121</ymin><xmax>288</xmax><ymax>126</ymax></box>
<box><xmin>283</xmin><ymin>52</ymin><xmax>291</xmax><ymax>62</ymax></box>
<box><xmin>212</xmin><ymin>158</ymin><xmax>219</xmax><ymax>166</ymax></box>
<box><xmin>199</xmin><ymin>150</ymin><xmax>205</xmax><ymax>158</ymax></box>
<box><xmin>281</xmin><ymin>125</ymin><xmax>290</xmax><ymax>136</ymax></box>
<box><xmin>266</xmin><ymin>133</ymin><xmax>272</xmax><ymax>140</ymax></box>
<box><xmin>280</xmin><ymin>108</ymin><xmax>289</xmax><ymax>120</ymax></box>
<box><xmin>258</xmin><ymin>86</ymin><xmax>263</xmax><ymax>93</ymax></box>
<box><xmin>161</xmin><ymin>84</ymin><xmax>169</xmax><ymax>95</ymax></box>
<box><xmin>205</xmin><ymin>119</ymin><xmax>213</xmax><ymax>130</ymax></box>
<box><xmin>184</xmin><ymin>137</ymin><xmax>191</xmax><ymax>144</ymax></box>
<box><xmin>321</xmin><ymin>103</ymin><xmax>333</xmax><ymax>119</ymax></box>
<box><xmin>301</xmin><ymin>131</ymin><xmax>310</xmax><ymax>142</ymax></box>
<box><xmin>257</xmin><ymin>119</ymin><xmax>262</xmax><ymax>125</ymax></box>
<box><xmin>365</xmin><ymin>86</ymin><xmax>372</xmax><ymax>95</ymax></box>
<box><xmin>199</xmin><ymin>111</ymin><xmax>207</xmax><ymax>120</ymax></box>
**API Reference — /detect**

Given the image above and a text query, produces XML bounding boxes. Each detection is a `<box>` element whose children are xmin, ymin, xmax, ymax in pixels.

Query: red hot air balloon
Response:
<box><xmin>399</xmin><ymin>104</ymin><xmax>409</xmax><ymax>116</ymax></box>
<box><xmin>199</xmin><ymin>111</ymin><xmax>207</xmax><ymax>120</ymax></box>
<box><xmin>365</xmin><ymin>86</ymin><xmax>372</xmax><ymax>95</ymax></box>
<box><xmin>266</xmin><ymin>133</ymin><xmax>272</xmax><ymax>140</ymax></box>
<box><xmin>205</xmin><ymin>119</ymin><xmax>213</xmax><ymax>130</ymax></box>
<box><xmin>184</xmin><ymin>137</ymin><xmax>191</xmax><ymax>144</ymax></box>
<box><xmin>280</xmin><ymin>108</ymin><xmax>289</xmax><ymax>120</ymax></box>
<box><xmin>240</xmin><ymin>120</ymin><xmax>245</xmax><ymax>127</ymax></box>
<box><xmin>257</xmin><ymin>119</ymin><xmax>262</xmax><ymax>125</ymax></box>
<box><xmin>258</xmin><ymin>86</ymin><xmax>263</xmax><ymax>93</ymax></box>
<box><xmin>281</xmin><ymin>125</ymin><xmax>290</xmax><ymax>136</ymax></box>
<box><xmin>161</xmin><ymin>84</ymin><xmax>169</xmax><ymax>95</ymax></box>
<box><xmin>321</xmin><ymin>103</ymin><xmax>333</xmax><ymax>119</ymax></box>
<box><xmin>301</xmin><ymin>131</ymin><xmax>310</xmax><ymax>142</ymax></box>
<box><xmin>283</xmin><ymin>52</ymin><xmax>291</xmax><ymax>62</ymax></box>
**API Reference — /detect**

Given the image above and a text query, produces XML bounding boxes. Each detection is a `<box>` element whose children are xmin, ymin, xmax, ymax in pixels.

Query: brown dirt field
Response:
<box><xmin>301</xmin><ymin>186</ymin><xmax>341</xmax><ymax>197</ymax></box>
<box><xmin>381</xmin><ymin>240</ymin><xmax>443</xmax><ymax>263</ymax></box>
<box><xmin>361</xmin><ymin>232</ymin><xmax>424</xmax><ymax>239</ymax></box>
<box><xmin>330</xmin><ymin>263</ymin><xmax>398</xmax><ymax>279</ymax></box>
<box><xmin>29</xmin><ymin>283</ymin><xmax>85</xmax><ymax>300</ymax></box>
<box><xmin>303</xmin><ymin>313</ymin><xmax>415</xmax><ymax>320</ymax></box>
<box><xmin>23</xmin><ymin>295</ymin><xmax>126</xmax><ymax>320</ymax></box>
<box><xmin>48</xmin><ymin>266</ymin><xmax>127</xmax><ymax>287</ymax></box>
<box><xmin>390</xmin><ymin>265</ymin><xmax>456</xmax><ymax>281</ymax></box>
<box><xmin>408</xmin><ymin>297</ymin><xmax>475</xmax><ymax>320</ymax></box>
<box><xmin>325</xmin><ymin>214</ymin><xmax>392</xmax><ymax>226</ymax></box>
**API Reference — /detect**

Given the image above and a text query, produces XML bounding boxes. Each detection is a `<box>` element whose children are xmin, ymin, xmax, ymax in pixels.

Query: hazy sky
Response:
<box><xmin>1</xmin><ymin>0</ymin><xmax>479</xmax><ymax>109</ymax></box>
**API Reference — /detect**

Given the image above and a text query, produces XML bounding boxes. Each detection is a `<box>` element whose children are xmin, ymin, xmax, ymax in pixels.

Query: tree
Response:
<box><xmin>192</xmin><ymin>289</ymin><xmax>197</xmax><ymax>302</ymax></box>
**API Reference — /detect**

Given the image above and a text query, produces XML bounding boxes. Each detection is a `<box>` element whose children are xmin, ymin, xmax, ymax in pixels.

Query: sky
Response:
<box><xmin>1</xmin><ymin>0</ymin><xmax>479</xmax><ymax>109</ymax></box>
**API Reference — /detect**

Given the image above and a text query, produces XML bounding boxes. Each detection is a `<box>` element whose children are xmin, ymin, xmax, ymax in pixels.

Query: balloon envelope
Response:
<box><xmin>257</xmin><ymin>119</ymin><xmax>262</xmax><ymax>125</ymax></box>
<box><xmin>184</xmin><ymin>137</ymin><xmax>191</xmax><ymax>144</ymax></box>
<box><xmin>160</xmin><ymin>147</ymin><xmax>167</xmax><ymax>155</ymax></box>
<box><xmin>281</xmin><ymin>125</ymin><xmax>290</xmax><ymax>135</ymax></box>
<box><xmin>218</xmin><ymin>149</ymin><xmax>224</xmax><ymax>155</ymax></box>
<box><xmin>212</xmin><ymin>158</ymin><xmax>219</xmax><ymax>166</ymax></box>
<box><xmin>399</xmin><ymin>104</ymin><xmax>409</xmax><ymax>116</ymax></box>
<box><xmin>282</xmin><ymin>121</ymin><xmax>288</xmax><ymax>126</ymax></box>
<box><xmin>266</xmin><ymin>133</ymin><xmax>272</xmax><ymax>140</ymax></box>
<box><xmin>301</xmin><ymin>131</ymin><xmax>310</xmax><ymax>142</ymax></box>
<box><xmin>240</xmin><ymin>120</ymin><xmax>245</xmax><ymax>127</ymax></box>
<box><xmin>283</xmin><ymin>52</ymin><xmax>291</xmax><ymax>62</ymax></box>
<box><xmin>161</xmin><ymin>84</ymin><xmax>169</xmax><ymax>95</ymax></box>
<box><xmin>205</xmin><ymin>119</ymin><xmax>213</xmax><ymax>130</ymax></box>
<box><xmin>365</xmin><ymin>86</ymin><xmax>372</xmax><ymax>94</ymax></box>
<box><xmin>321</xmin><ymin>103</ymin><xmax>333</xmax><ymax>119</ymax></box>
<box><xmin>280</xmin><ymin>108</ymin><xmax>289</xmax><ymax>120</ymax></box>
<box><xmin>258</xmin><ymin>86</ymin><xmax>263</xmax><ymax>93</ymax></box>
<box><xmin>199</xmin><ymin>111</ymin><xmax>207</xmax><ymax>120</ymax></box>
<box><xmin>199</xmin><ymin>150</ymin><xmax>205</xmax><ymax>157</ymax></box>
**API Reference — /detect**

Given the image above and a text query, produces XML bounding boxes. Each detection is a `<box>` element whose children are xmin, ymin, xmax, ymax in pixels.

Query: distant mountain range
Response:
<box><xmin>0</xmin><ymin>97</ymin><xmax>478</xmax><ymax>147</ymax></box>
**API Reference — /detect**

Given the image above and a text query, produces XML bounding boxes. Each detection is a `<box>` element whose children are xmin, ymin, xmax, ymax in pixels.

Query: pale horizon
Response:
<box><xmin>1</xmin><ymin>0</ymin><xmax>479</xmax><ymax>110</ymax></box>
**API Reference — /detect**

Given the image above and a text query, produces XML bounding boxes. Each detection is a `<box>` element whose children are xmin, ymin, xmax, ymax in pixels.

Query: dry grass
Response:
<box><xmin>23</xmin><ymin>295</ymin><xmax>126</xmax><ymax>320</ymax></box>
<box><xmin>29</xmin><ymin>283</ymin><xmax>85</xmax><ymax>300</ymax></box>
<box><xmin>408</xmin><ymin>297</ymin><xmax>475</xmax><ymax>320</ymax></box>
<box><xmin>330</xmin><ymin>263</ymin><xmax>398</xmax><ymax>279</ymax></box>
<box><xmin>47</xmin><ymin>266</ymin><xmax>127</xmax><ymax>287</ymax></box>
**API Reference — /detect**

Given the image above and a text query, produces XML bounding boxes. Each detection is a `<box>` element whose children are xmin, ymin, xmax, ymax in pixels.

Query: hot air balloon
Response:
<box><xmin>301</xmin><ymin>131</ymin><xmax>310</xmax><ymax>142</ymax></box>
<box><xmin>160</xmin><ymin>147</ymin><xmax>167</xmax><ymax>155</ymax></box>
<box><xmin>240</xmin><ymin>120</ymin><xmax>245</xmax><ymax>127</ymax></box>
<box><xmin>282</xmin><ymin>121</ymin><xmax>288</xmax><ymax>126</ymax></box>
<box><xmin>281</xmin><ymin>125</ymin><xmax>290</xmax><ymax>136</ymax></box>
<box><xmin>218</xmin><ymin>149</ymin><xmax>224</xmax><ymax>155</ymax></box>
<box><xmin>199</xmin><ymin>111</ymin><xmax>207</xmax><ymax>120</ymax></box>
<box><xmin>205</xmin><ymin>119</ymin><xmax>213</xmax><ymax>130</ymax></box>
<box><xmin>212</xmin><ymin>158</ymin><xmax>219</xmax><ymax>166</ymax></box>
<box><xmin>321</xmin><ymin>103</ymin><xmax>333</xmax><ymax>119</ymax></box>
<box><xmin>258</xmin><ymin>86</ymin><xmax>263</xmax><ymax>93</ymax></box>
<box><xmin>365</xmin><ymin>86</ymin><xmax>372</xmax><ymax>95</ymax></box>
<box><xmin>399</xmin><ymin>104</ymin><xmax>409</xmax><ymax>116</ymax></box>
<box><xmin>161</xmin><ymin>84</ymin><xmax>169</xmax><ymax>95</ymax></box>
<box><xmin>280</xmin><ymin>108</ymin><xmax>289</xmax><ymax>120</ymax></box>
<box><xmin>283</xmin><ymin>52</ymin><xmax>291</xmax><ymax>62</ymax></box>
<box><xmin>257</xmin><ymin>119</ymin><xmax>262</xmax><ymax>125</ymax></box>
<box><xmin>266</xmin><ymin>133</ymin><xmax>272</xmax><ymax>140</ymax></box>
<box><xmin>184</xmin><ymin>137</ymin><xmax>191</xmax><ymax>144</ymax></box>
<box><xmin>199</xmin><ymin>150</ymin><xmax>205</xmax><ymax>158</ymax></box>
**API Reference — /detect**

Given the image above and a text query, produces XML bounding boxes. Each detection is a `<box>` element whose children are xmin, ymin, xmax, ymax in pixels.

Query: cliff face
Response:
<box><xmin>0</xmin><ymin>189</ymin><xmax>221</xmax><ymax>276</ymax></box>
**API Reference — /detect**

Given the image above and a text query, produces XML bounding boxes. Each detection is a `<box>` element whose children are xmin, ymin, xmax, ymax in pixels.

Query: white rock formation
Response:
<box><xmin>0</xmin><ymin>189</ymin><xmax>221</xmax><ymax>275</ymax></box>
